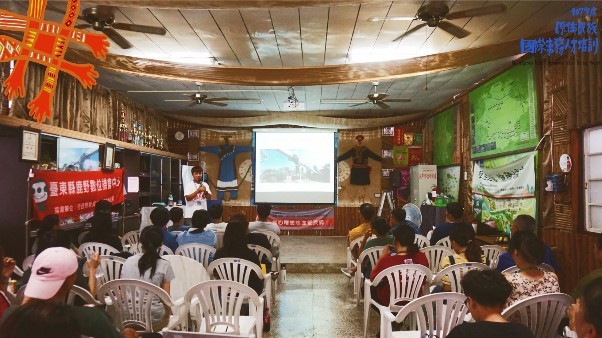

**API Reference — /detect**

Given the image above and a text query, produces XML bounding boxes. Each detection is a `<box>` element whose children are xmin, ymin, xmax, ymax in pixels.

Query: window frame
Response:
<box><xmin>584</xmin><ymin>125</ymin><xmax>602</xmax><ymax>233</ymax></box>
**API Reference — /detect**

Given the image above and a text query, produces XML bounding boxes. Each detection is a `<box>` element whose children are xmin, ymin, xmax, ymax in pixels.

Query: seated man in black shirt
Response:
<box><xmin>430</xmin><ymin>202</ymin><xmax>475</xmax><ymax>245</ymax></box>
<box><xmin>447</xmin><ymin>269</ymin><xmax>534</xmax><ymax>338</ymax></box>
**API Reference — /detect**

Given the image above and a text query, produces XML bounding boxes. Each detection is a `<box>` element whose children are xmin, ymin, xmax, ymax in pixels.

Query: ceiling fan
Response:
<box><xmin>75</xmin><ymin>6</ymin><xmax>167</xmax><ymax>49</ymax></box>
<box><xmin>321</xmin><ymin>82</ymin><xmax>411</xmax><ymax>110</ymax></box>
<box><xmin>368</xmin><ymin>2</ymin><xmax>507</xmax><ymax>42</ymax></box>
<box><xmin>164</xmin><ymin>84</ymin><xmax>262</xmax><ymax>107</ymax></box>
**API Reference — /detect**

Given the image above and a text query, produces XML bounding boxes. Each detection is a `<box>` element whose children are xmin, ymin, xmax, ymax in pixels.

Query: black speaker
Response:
<box><xmin>390</xmin><ymin>170</ymin><xmax>402</xmax><ymax>189</ymax></box>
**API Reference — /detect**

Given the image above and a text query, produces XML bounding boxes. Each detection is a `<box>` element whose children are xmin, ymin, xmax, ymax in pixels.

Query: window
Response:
<box><xmin>584</xmin><ymin>125</ymin><xmax>602</xmax><ymax>233</ymax></box>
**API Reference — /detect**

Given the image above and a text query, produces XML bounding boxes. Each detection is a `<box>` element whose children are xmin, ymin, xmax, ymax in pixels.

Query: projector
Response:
<box><xmin>283</xmin><ymin>102</ymin><xmax>305</xmax><ymax>110</ymax></box>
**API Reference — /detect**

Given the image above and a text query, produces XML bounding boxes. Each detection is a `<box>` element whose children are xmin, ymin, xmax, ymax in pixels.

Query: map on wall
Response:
<box><xmin>433</xmin><ymin>106</ymin><xmax>457</xmax><ymax>165</ymax></box>
<box><xmin>469</xmin><ymin>61</ymin><xmax>539</xmax><ymax>159</ymax></box>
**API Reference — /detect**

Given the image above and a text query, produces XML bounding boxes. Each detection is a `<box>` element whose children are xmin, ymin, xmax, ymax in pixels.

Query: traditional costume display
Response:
<box><xmin>337</xmin><ymin>135</ymin><xmax>382</xmax><ymax>185</ymax></box>
<box><xmin>200</xmin><ymin>142</ymin><xmax>253</xmax><ymax>199</ymax></box>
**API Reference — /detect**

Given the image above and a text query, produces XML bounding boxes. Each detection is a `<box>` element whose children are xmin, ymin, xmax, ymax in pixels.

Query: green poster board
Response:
<box><xmin>433</xmin><ymin>106</ymin><xmax>457</xmax><ymax>166</ymax></box>
<box><xmin>469</xmin><ymin>61</ymin><xmax>539</xmax><ymax>159</ymax></box>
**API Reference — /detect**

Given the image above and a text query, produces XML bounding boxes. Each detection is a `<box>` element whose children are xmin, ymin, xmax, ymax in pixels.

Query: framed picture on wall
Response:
<box><xmin>102</xmin><ymin>143</ymin><xmax>116</xmax><ymax>171</ymax></box>
<box><xmin>382</xmin><ymin>149</ymin><xmax>393</xmax><ymax>158</ymax></box>
<box><xmin>187</xmin><ymin>152</ymin><xmax>199</xmax><ymax>161</ymax></box>
<box><xmin>188</xmin><ymin>130</ymin><xmax>200</xmax><ymax>139</ymax></box>
<box><xmin>382</xmin><ymin>127</ymin><xmax>394</xmax><ymax>136</ymax></box>
<box><xmin>20</xmin><ymin>128</ymin><xmax>41</xmax><ymax>163</ymax></box>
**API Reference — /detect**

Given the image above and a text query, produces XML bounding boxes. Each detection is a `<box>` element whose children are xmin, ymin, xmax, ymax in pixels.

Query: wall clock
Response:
<box><xmin>238</xmin><ymin>159</ymin><xmax>253</xmax><ymax>182</ymax></box>
<box><xmin>175</xmin><ymin>131</ymin><xmax>185</xmax><ymax>141</ymax></box>
<box><xmin>338</xmin><ymin>161</ymin><xmax>350</xmax><ymax>181</ymax></box>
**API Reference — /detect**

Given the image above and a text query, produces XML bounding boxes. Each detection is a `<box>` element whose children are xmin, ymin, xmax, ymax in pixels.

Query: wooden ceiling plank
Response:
<box><xmin>304</xmin><ymin>85</ymin><xmax>321</xmax><ymax>111</ymax></box>
<box><xmin>150</xmin><ymin>9</ymin><xmax>213</xmax><ymax>58</ymax></box>
<box><xmin>54</xmin><ymin>1</ymin><xmax>413</xmax><ymax>10</ymax></box>
<box><xmin>372</xmin><ymin>1</ymin><xmax>424</xmax><ymax>51</ymax></box>
<box><xmin>119</xmin><ymin>7</ymin><xmax>187</xmax><ymax>56</ymax></box>
<box><xmin>270</xmin><ymin>8</ymin><xmax>304</xmax><ymax>67</ymax></box>
<box><xmin>299</xmin><ymin>6</ymin><xmax>329</xmax><ymax>66</ymax></box>
<box><xmin>210</xmin><ymin>9</ymin><xmax>262</xmax><ymax>66</ymax></box>
<box><xmin>503</xmin><ymin>1</ymin><xmax>578</xmax><ymax>41</ymax></box>
<box><xmin>324</xmin><ymin>4</ymin><xmax>360</xmax><ymax>65</ymax></box>
<box><xmin>240</xmin><ymin>9</ymin><xmax>283</xmax><ymax>67</ymax></box>
<box><xmin>180</xmin><ymin>10</ymin><xmax>240</xmax><ymax>66</ymax></box>
<box><xmin>347</xmin><ymin>2</ymin><xmax>392</xmax><ymax>61</ymax></box>
<box><xmin>467</xmin><ymin>1</ymin><xmax>536</xmax><ymax>49</ymax></box>
<box><xmin>320</xmin><ymin>84</ymin><xmax>340</xmax><ymax>111</ymax></box>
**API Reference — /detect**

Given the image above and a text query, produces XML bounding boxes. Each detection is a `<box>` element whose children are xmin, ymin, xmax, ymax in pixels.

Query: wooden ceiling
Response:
<box><xmin>4</xmin><ymin>1</ymin><xmax>596</xmax><ymax>127</ymax></box>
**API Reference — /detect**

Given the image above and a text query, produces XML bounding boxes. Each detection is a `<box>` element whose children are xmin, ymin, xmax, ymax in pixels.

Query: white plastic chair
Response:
<box><xmin>502</xmin><ymin>263</ymin><xmax>555</xmax><ymax>274</ymax></box>
<box><xmin>175</xmin><ymin>243</ymin><xmax>216</xmax><ymax>268</ymax></box>
<box><xmin>159</xmin><ymin>245</ymin><xmax>174</xmax><ymax>256</ymax></box>
<box><xmin>66</xmin><ymin>285</ymin><xmax>101</xmax><ymax>306</ymax></box>
<box><xmin>162</xmin><ymin>255</ymin><xmax>210</xmax><ymax>301</ymax></box>
<box><xmin>363</xmin><ymin>264</ymin><xmax>433</xmax><ymax>338</ymax></box>
<box><xmin>347</xmin><ymin>235</ymin><xmax>375</xmax><ymax>271</ymax></box>
<box><xmin>96</xmin><ymin>255</ymin><xmax>126</xmax><ymax>286</ymax></box>
<box><xmin>172</xmin><ymin>280</ymin><xmax>264</xmax><ymax>338</ymax></box>
<box><xmin>413</xmin><ymin>235</ymin><xmax>429</xmax><ymax>248</ymax></box>
<box><xmin>121</xmin><ymin>230</ymin><xmax>140</xmax><ymax>253</ymax></box>
<box><xmin>78</xmin><ymin>242</ymin><xmax>120</xmax><ymax>258</ymax></box>
<box><xmin>481</xmin><ymin>245</ymin><xmax>505</xmax><ymax>268</ymax></box>
<box><xmin>213</xmin><ymin>231</ymin><xmax>225</xmax><ymax>250</ymax></box>
<box><xmin>502</xmin><ymin>293</ymin><xmax>574</xmax><ymax>338</ymax></box>
<box><xmin>354</xmin><ymin>246</ymin><xmax>383</xmax><ymax>302</ymax></box>
<box><xmin>97</xmin><ymin>279</ymin><xmax>176</xmax><ymax>332</ymax></box>
<box><xmin>252</xmin><ymin>230</ymin><xmax>282</xmax><ymax>273</ymax></box>
<box><xmin>431</xmin><ymin>262</ymin><xmax>490</xmax><ymax>293</ymax></box>
<box><xmin>426</xmin><ymin>230</ymin><xmax>433</xmax><ymax>241</ymax></box>
<box><xmin>381</xmin><ymin>292</ymin><xmax>468</xmax><ymax>338</ymax></box>
<box><xmin>22</xmin><ymin>254</ymin><xmax>35</xmax><ymax>271</ymax></box>
<box><xmin>161</xmin><ymin>329</ymin><xmax>247</xmax><ymax>338</ymax></box>
<box><xmin>247</xmin><ymin>244</ymin><xmax>274</xmax><ymax>272</ymax></box>
<box><xmin>435</xmin><ymin>236</ymin><xmax>452</xmax><ymax>249</ymax></box>
<box><xmin>207</xmin><ymin>258</ymin><xmax>272</xmax><ymax>307</ymax></box>
<box><xmin>420</xmin><ymin>246</ymin><xmax>455</xmax><ymax>274</ymax></box>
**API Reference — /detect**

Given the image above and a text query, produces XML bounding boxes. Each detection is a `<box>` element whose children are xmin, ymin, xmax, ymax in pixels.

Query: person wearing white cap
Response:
<box><xmin>1</xmin><ymin>247</ymin><xmax>125</xmax><ymax>338</ymax></box>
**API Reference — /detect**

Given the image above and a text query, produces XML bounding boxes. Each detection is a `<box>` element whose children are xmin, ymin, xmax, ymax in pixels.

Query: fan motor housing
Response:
<box><xmin>417</xmin><ymin>2</ymin><xmax>449</xmax><ymax>27</ymax></box>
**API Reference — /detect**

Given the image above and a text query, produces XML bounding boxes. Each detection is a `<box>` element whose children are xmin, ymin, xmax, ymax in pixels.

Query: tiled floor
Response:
<box><xmin>279</xmin><ymin>236</ymin><xmax>347</xmax><ymax>264</ymax></box>
<box><xmin>265</xmin><ymin>273</ymin><xmax>380</xmax><ymax>338</ymax></box>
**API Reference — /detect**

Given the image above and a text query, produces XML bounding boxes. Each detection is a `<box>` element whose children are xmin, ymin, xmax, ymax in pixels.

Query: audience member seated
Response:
<box><xmin>18</xmin><ymin>230</ymin><xmax>98</xmax><ymax>294</ymax></box>
<box><xmin>341</xmin><ymin>217</ymin><xmax>392</xmax><ymax>278</ymax></box>
<box><xmin>503</xmin><ymin>231</ymin><xmax>560</xmax><ymax>308</ymax></box>
<box><xmin>430</xmin><ymin>202</ymin><xmax>475</xmax><ymax>246</ymax></box>
<box><xmin>1</xmin><ymin>247</ymin><xmax>124</xmax><ymax>338</ymax></box>
<box><xmin>573</xmin><ymin>233</ymin><xmax>602</xmax><ymax>299</ymax></box>
<box><xmin>369</xmin><ymin>226</ymin><xmax>429</xmax><ymax>306</ymax></box>
<box><xmin>230</xmin><ymin>213</ymin><xmax>272</xmax><ymax>270</ymax></box>
<box><xmin>31</xmin><ymin>214</ymin><xmax>60</xmax><ymax>254</ymax></box>
<box><xmin>150</xmin><ymin>206</ymin><xmax>178</xmax><ymax>252</ymax></box>
<box><xmin>389</xmin><ymin>207</ymin><xmax>420</xmax><ymax>235</ymax></box>
<box><xmin>347</xmin><ymin>203</ymin><xmax>376</xmax><ymax>266</ymax></box>
<box><xmin>205</xmin><ymin>204</ymin><xmax>227</xmax><ymax>232</ymax></box>
<box><xmin>437</xmin><ymin>226</ymin><xmax>487</xmax><ymax>292</ymax></box>
<box><xmin>167</xmin><ymin>207</ymin><xmax>189</xmax><ymax>233</ymax></box>
<box><xmin>176</xmin><ymin>210</ymin><xmax>217</xmax><ymax>247</ymax></box>
<box><xmin>568</xmin><ymin>277</ymin><xmax>602</xmax><ymax>338</ymax></box>
<box><xmin>81</xmin><ymin>213</ymin><xmax>123</xmax><ymax>252</ymax></box>
<box><xmin>0</xmin><ymin>246</ymin><xmax>15</xmax><ymax>319</ymax></box>
<box><xmin>0</xmin><ymin>297</ymin><xmax>82</xmax><ymax>338</ymax></box>
<box><xmin>122</xmin><ymin>227</ymin><xmax>174</xmax><ymax>332</ymax></box>
<box><xmin>446</xmin><ymin>269</ymin><xmax>535</xmax><ymax>338</ymax></box>
<box><xmin>249</xmin><ymin>203</ymin><xmax>281</xmax><ymax>234</ymax></box>
<box><xmin>496</xmin><ymin>214</ymin><xmax>559</xmax><ymax>272</ymax></box>
<box><xmin>212</xmin><ymin>221</ymin><xmax>263</xmax><ymax>295</ymax></box>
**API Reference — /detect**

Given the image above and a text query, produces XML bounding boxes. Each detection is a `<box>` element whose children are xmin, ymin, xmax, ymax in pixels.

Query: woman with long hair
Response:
<box><xmin>504</xmin><ymin>231</ymin><xmax>560</xmax><ymax>307</ymax></box>
<box><xmin>213</xmin><ymin>221</ymin><xmax>263</xmax><ymax>295</ymax></box>
<box><xmin>0</xmin><ymin>299</ymin><xmax>81</xmax><ymax>338</ymax></box>
<box><xmin>369</xmin><ymin>225</ymin><xmax>429</xmax><ymax>305</ymax></box>
<box><xmin>81</xmin><ymin>213</ymin><xmax>123</xmax><ymax>251</ymax></box>
<box><xmin>122</xmin><ymin>226</ymin><xmax>174</xmax><ymax>331</ymax></box>
<box><xmin>31</xmin><ymin>214</ymin><xmax>60</xmax><ymax>254</ymax></box>
<box><xmin>438</xmin><ymin>225</ymin><xmax>487</xmax><ymax>291</ymax></box>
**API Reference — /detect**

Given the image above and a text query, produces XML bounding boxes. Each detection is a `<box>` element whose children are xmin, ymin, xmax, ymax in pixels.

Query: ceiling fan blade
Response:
<box><xmin>392</xmin><ymin>22</ymin><xmax>427</xmax><ymax>42</ymax></box>
<box><xmin>437</xmin><ymin>21</ymin><xmax>470</xmax><ymax>39</ymax></box>
<box><xmin>321</xmin><ymin>99</ymin><xmax>367</xmax><ymax>104</ymax></box>
<box><xmin>368</xmin><ymin>16</ymin><xmax>416</xmax><ymax>22</ymax></box>
<box><xmin>112</xmin><ymin>23</ymin><xmax>167</xmax><ymax>35</ymax></box>
<box><xmin>205</xmin><ymin>101</ymin><xmax>228</xmax><ymax>107</ymax></box>
<box><xmin>74</xmin><ymin>23</ymin><xmax>92</xmax><ymax>29</ymax></box>
<box><xmin>384</xmin><ymin>98</ymin><xmax>412</xmax><ymax>103</ymax></box>
<box><xmin>205</xmin><ymin>97</ymin><xmax>229</xmax><ymax>102</ymax></box>
<box><xmin>164</xmin><ymin>100</ymin><xmax>193</xmax><ymax>102</ymax></box>
<box><xmin>103</xmin><ymin>27</ymin><xmax>133</xmax><ymax>49</ymax></box>
<box><xmin>445</xmin><ymin>4</ymin><xmax>507</xmax><ymax>20</ymax></box>
<box><xmin>372</xmin><ymin>93</ymin><xmax>388</xmax><ymax>100</ymax></box>
<box><xmin>376</xmin><ymin>101</ymin><xmax>390</xmax><ymax>109</ymax></box>
<box><xmin>349</xmin><ymin>102</ymin><xmax>369</xmax><ymax>107</ymax></box>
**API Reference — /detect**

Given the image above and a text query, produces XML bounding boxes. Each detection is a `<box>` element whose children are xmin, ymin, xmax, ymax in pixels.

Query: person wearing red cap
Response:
<box><xmin>337</xmin><ymin>134</ymin><xmax>382</xmax><ymax>185</ymax></box>
<box><xmin>1</xmin><ymin>247</ymin><xmax>126</xmax><ymax>338</ymax></box>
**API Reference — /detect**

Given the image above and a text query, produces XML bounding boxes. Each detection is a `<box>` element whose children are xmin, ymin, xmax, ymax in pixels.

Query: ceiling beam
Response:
<box><xmin>66</xmin><ymin>33</ymin><xmax>549</xmax><ymax>86</ymax></box>
<box><xmin>18</xmin><ymin>0</ymin><xmax>395</xmax><ymax>10</ymax></box>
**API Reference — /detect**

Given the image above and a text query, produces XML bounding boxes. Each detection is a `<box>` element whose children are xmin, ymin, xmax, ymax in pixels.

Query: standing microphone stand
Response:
<box><xmin>24</xmin><ymin>168</ymin><xmax>34</xmax><ymax>257</ymax></box>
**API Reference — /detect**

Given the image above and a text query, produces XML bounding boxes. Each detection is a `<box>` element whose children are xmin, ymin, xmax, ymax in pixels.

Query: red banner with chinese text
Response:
<box><xmin>268</xmin><ymin>207</ymin><xmax>334</xmax><ymax>230</ymax></box>
<box><xmin>393</xmin><ymin>127</ymin><xmax>404</xmax><ymax>146</ymax></box>
<box><xmin>31</xmin><ymin>169</ymin><xmax>125</xmax><ymax>220</ymax></box>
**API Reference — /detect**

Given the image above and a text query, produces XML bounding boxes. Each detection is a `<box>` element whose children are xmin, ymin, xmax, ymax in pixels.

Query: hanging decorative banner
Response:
<box><xmin>268</xmin><ymin>207</ymin><xmax>334</xmax><ymax>230</ymax></box>
<box><xmin>403</xmin><ymin>132</ymin><xmax>414</xmax><ymax>146</ymax></box>
<box><xmin>393</xmin><ymin>127</ymin><xmax>404</xmax><ymax>146</ymax></box>
<box><xmin>472</xmin><ymin>152</ymin><xmax>536</xmax><ymax>198</ymax></box>
<box><xmin>408</xmin><ymin>147</ymin><xmax>422</xmax><ymax>166</ymax></box>
<box><xmin>31</xmin><ymin>169</ymin><xmax>125</xmax><ymax>220</ymax></box>
<box><xmin>393</xmin><ymin>146</ymin><xmax>409</xmax><ymax>167</ymax></box>
<box><xmin>414</xmin><ymin>133</ymin><xmax>423</xmax><ymax>145</ymax></box>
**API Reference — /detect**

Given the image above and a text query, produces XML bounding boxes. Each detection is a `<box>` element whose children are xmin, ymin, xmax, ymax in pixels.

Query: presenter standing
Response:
<box><xmin>184</xmin><ymin>166</ymin><xmax>212</xmax><ymax>225</ymax></box>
